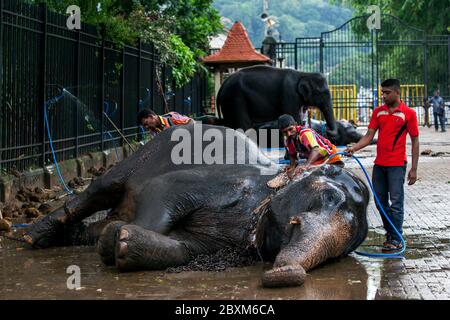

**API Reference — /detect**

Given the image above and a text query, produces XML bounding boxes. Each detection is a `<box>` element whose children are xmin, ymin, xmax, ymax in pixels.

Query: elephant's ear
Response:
<box><xmin>297</xmin><ymin>77</ymin><xmax>313</xmax><ymax>102</ymax></box>
<box><xmin>298</xmin><ymin>74</ymin><xmax>329</xmax><ymax>99</ymax></box>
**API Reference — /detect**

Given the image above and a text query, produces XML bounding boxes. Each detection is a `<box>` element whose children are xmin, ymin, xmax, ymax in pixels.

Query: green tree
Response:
<box><xmin>333</xmin><ymin>0</ymin><xmax>449</xmax><ymax>35</ymax></box>
<box><xmin>26</xmin><ymin>0</ymin><xmax>222</xmax><ymax>87</ymax></box>
<box><xmin>332</xmin><ymin>0</ymin><xmax>449</xmax><ymax>94</ymax></box>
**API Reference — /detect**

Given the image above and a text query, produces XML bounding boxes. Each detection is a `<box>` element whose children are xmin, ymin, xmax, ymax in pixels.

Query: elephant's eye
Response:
<box><xmin>322</xmin><ymin>189</ymin><xmax>342</xmax><ymax>207</ymax></box>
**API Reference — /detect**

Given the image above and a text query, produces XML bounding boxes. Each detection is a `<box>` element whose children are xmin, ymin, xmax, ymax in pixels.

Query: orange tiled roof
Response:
<box><xmin>203</xmin><ymin>21</ymin><xmax>271</xmax><ymax>64</ymax></box>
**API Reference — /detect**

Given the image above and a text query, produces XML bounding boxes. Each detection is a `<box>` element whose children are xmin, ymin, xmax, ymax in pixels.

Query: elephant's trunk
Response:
<box><xmin>319</xmin><ymin>100</ymin><xmax>337</xmax><ymax>137</ymax></box>
<box><xmin>261</xmin><ymin>214</ymin><xmax>350</xmax><ymax>288</ymax></box>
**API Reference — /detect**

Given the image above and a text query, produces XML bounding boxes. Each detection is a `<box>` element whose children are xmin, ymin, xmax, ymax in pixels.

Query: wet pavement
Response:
<box><xmin>1</xmin><ymin>126</ymin><xmax>450</xmax><ymax>300</ymax></box>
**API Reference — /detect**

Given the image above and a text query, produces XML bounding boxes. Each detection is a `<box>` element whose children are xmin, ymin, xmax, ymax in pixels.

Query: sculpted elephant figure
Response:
<box><xmin>24</xmin><ymin>125</ymin><xmax>369</xmax><ymax>287</ymax></box>
<box><xmin>217</xmin><ymin>65</ymin><xmax>337</xmax><ymax>137</ymax></box>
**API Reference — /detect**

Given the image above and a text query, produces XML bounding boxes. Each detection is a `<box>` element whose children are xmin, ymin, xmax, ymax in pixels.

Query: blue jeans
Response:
<box><xmin>434</xmin><ymin>112</ymin><xmax>446</xmax><ymax>131</ymax></box>
<box><xmin>372</xmin><ymin>164</ymin><xmax>407</xmax><ymax>242</ymax></box>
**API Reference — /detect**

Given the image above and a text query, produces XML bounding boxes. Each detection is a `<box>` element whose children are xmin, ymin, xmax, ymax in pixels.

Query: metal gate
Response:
<box><xmin>275</xmin><ymin>14</ymin><xmax>450</xmax><ymax>126</ymax></box>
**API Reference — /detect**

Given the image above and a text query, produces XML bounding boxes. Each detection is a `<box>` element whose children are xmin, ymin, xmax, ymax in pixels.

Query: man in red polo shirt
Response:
<box><xmin>345</xmin><ymin>79</ymin><xmax>419</xmax><ymax>252</ymax></box>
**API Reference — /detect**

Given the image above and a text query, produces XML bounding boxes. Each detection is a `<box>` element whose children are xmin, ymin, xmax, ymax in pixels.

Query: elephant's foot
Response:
<box><xmin>24</xmin><ymin>208</ymin><xmax>68</xmax><ymax>248</ymax></box>
<box><xmin>97</xmin><ymin>220</ymin><xmax>127</xmax><ymax>265</ymax></box>
<box><xmin>261</xmin><ymin>265</ymin><xmax>306</xmax><ymax>288</ymax></box>
<box><xmin>114</xmin><ymin>225</ymin><xmax>190</xmax><ymax>272</ymax></box>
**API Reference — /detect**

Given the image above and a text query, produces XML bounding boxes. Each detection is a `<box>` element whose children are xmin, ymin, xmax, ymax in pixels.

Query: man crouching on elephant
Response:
<box><xmin>268</xmin><ymin>114</ymin><xmax>344</xmax><ymax>189</ymax></box>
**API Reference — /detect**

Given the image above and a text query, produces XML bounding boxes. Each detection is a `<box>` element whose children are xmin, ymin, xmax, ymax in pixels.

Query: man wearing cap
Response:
<box><xmin>278</xmin><ymin>114</ymin><xmax>344</xmax><ymax>178</ymax></box>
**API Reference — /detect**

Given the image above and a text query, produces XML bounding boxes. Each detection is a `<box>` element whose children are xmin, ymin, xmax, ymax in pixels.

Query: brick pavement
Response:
<box><xmin>349</xmin><ymin>126</ymin><xmax>450</xmax><ymax>300</ymax></box>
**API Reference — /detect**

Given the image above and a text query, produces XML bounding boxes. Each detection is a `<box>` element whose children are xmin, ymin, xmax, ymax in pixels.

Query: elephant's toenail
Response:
<box><xmin>23</xmin><ymin>235</ymin><xmax>33</xmax><ymax>245</ymax></box>
<box><xmin>116</xmin><ymin>259</ymin><xmax>127</xmax><ymax>271</ymax></box>
<box><xmin>119</xmin><ymin>229</ymin><xmax>129</xmax><ymax>241</ymax></box>
<box><xmin>117</xmin><ymin>241</ymin><xmax>128</xmax><ymax>257</ymax></box>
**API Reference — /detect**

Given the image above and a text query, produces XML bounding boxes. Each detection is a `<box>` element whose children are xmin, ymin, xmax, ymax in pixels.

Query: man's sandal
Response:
<box><xmin>382</xmin><ymin>240</ymin><xmax>403</xmax><ymax>252</ymax></box>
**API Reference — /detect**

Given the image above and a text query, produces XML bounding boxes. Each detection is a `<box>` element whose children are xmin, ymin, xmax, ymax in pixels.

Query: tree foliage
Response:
<box><xmin>331</xmin><ymin>0</ymin><xmax>449</xmax><ymax>94</ymax></box>
<box><xmin>26</xmin><ymin>0</ymin><xmax>222</xmax><ymax>87</ymax></box>
<box><xmin>332</xmin><ymin>0</ymin><xmax>449</xmax><ymax>35</ymax></box>
<box><xmin>213</xmin><ymin>0</ymin><xmax>353</xmax><ymax>47</ymax></box>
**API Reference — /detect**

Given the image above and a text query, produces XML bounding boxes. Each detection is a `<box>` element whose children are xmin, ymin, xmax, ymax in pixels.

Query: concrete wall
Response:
<box><xmin>0</xmin><ymin>144</ymin><xmax>139</xmax><ymax>203</ymax></box>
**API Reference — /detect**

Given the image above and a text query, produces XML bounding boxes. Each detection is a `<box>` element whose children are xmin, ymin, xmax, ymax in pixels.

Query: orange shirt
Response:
<box><xmin>284</xmin><ymin>126</ymin><xmax>342</xmax><ymax>165</ymax></box>
<box><xmin>150</xmin><ymin>112</ymin><xmax>193</xmax><ymax>136</ymax></box>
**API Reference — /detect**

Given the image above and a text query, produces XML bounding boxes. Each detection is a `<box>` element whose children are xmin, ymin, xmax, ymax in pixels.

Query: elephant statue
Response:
<box><xmin>24</xmin><ymin>125</ymin><xmax>369</xmax><ymax>288</ymax></box>
<box><xmin>217</xmin><ymin>65</ymin><xmax>337</xmax><ymax>138</ymax></box>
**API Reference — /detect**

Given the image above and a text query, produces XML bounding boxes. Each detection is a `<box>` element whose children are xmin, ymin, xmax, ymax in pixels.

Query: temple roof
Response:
<box><xmin>203</xmin><ymin>21</ymin><xmax>271</xmax><ymax>66</ymax></box>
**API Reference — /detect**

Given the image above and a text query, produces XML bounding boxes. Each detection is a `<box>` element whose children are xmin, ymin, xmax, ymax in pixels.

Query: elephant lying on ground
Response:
<box><xmin>308</xmin><ymin>119</ymin><xmax>377</xmax><ymax>146</ymax></box>
<box><xmin>25</xmin><ymin>125</ymin><xmax>369</xmax><ymax>287</ymax></box>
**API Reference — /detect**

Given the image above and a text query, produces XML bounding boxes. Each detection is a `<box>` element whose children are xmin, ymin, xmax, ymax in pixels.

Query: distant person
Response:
<box><xmin>138</xmin><ymin>109</ymin><xmax>194</xmax><ymax>137</ymax></box>
<box><xmin>261</xmin><ymin>33</ymin><xmax>277</xmax><ymax>64</ymax></box>
<box><xmin>428</xmin><ymin>90</ymin><xmax>446</xmax><ymax>132</ymax></box>
<box><xmin>345</xmin><ymin>79</ymin><xmax>419</xmax><ymax>252</ymax></box>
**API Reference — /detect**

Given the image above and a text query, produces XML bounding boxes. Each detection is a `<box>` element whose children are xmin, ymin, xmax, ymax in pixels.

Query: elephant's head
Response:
<box><xmin>297</xmin><ymin>72</ymin><xmax>337</xmax><ymax>137</ymax></box>
<box><xmin>261</xmin><ymin>165</ymin><xmax>369</xmax><ymax>287</ymax></box>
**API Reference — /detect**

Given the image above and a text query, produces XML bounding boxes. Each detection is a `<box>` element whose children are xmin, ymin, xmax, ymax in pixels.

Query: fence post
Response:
<box><xmin>319</xmin><ymin>36</ymin><xmax>324</xmax><ymax>74</ymax></box>
<box><xmin>120</xmin><ymin>47</ymin><xmax>125</xmax><ymax>147</ymax></box>
<box><xmin>294</xmin><ymin>42</ymin><xmax>298</xmax><ymax>70</ymax></box>
<box><xmin>0</xmin><ymin>0</ymin><xmax>3</xmax><ymax>167</ymax></box>
<box><xmin>448</xmin><ymin>36</ymin><xmax>450</xmax><ymax>97</ymax></box>
<box><xmin>99</xmin><ymin>24</ymin><xmax>105</xmax><ymax>152</ymax></box>
<box><xmin>162</xmin><ymin>64</ymin><xmax>167</xmax><ymax>113</ymax></box>
<box><xmin>151</xmin><ymin>44</ymin><xmax>155</xmax><ymax>110</ymax></box>
<box><xmin>137</xmin><ymin>38</ymin><xmax>141</xmax><ymax>137</ymax></box>
<box><xmin>138</xmin><ymin>39</ymin><xmax>141</xmax><ymax>102</ymax></box>
<box><xmin>38</xmin><ymin>3</ymin><xmax>48</xmax><ymax>168</ymax></box>
<box><xmin>75</xmin><ymin>29</ymin><xmax>81</xmax><ymax>159</ymax></box>
<box><xmin>423</xmin><ymin>34</ymin><xmax>429</xmax><ymax>97</ymax></box>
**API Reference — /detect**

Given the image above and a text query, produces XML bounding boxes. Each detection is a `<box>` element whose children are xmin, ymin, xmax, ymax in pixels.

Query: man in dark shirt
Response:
<box><xmin>428</xmin><ymin>90</ymin><xmax>446</xmax><ymax>132</ymax></box>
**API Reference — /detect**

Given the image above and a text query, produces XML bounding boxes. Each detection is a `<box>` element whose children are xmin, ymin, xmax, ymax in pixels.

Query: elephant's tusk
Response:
<box><xmin>289</xmin><ymin>217</ymin><xmax>301</xmax><ymax>225</ymax></box>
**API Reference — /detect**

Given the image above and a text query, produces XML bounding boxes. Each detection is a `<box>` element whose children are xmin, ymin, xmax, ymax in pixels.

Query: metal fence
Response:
<box><xmin>273</xmin><ymin>14</ymin><xmax>450</xmax><ymax>127</ymax></box>
<box><xmin>0</xmin><ymin>0</ymin><xmax>209</xmax><ymax>173</ymax></box>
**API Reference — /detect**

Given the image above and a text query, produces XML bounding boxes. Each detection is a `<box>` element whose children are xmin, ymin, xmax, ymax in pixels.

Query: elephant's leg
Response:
<box><xmin>25</xmin><ymin>172</ymin><xmax>126</xmax><ymax>248</ymax></box>
<box><xmin>114</xmin><ymin>224</ymin><xmax>190</xmax><ymax>271</ymax></box>
<box><xmin>97</xmin><ymin>220</ymin><xmax>128</xmax><ymax>265</ymax></box>
<box><xmin>222</xmin><ymin>96</ymin><xmax>253</xmax><ymax>130</ymax></box>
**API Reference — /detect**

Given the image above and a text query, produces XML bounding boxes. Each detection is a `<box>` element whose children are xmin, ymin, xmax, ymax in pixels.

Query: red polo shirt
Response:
<box><xmin>368</xmin><ymin>101</ymin><xmax>419</xmax><ymax>166</ymax></box>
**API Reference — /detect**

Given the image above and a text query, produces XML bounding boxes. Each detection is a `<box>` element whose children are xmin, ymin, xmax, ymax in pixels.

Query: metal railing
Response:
<box><xmin>0</xmin><ymin>0</ymin><xmax>209</xmax><ymax>173</ymax></box>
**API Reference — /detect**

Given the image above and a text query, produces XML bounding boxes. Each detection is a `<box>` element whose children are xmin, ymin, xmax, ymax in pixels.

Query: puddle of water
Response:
<box><xmin>1</xmin><ymin>226</ymin><xmax>448</xmax><ymax>300</ymax></box>
<box><xmin>0</xmin><ymin>237</ymin><xmax>374</xmax><ymax>300</ymax></box>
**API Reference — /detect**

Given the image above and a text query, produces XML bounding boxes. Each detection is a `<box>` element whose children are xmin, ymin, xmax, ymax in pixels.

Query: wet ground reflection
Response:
<box><xmin>1</xmin><ymin>229</ymin><xmax>449</xmax><ymax>299</ymax></box>
<box><xmin>0</xmin><ymin>234</ymin><xmax>391</xmax><ymax>300</ymax></box>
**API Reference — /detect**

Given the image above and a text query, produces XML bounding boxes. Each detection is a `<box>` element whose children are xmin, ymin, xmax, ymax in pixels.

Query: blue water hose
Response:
<box><xmin>43</xmin><ymin>89</ymin><xmax>73</xmax><ymax>195</ymax></box>
<box><xmin>138</xmin><ymin>89</ymin><xmax>151</xmax><ymax>142</ymax></box>
<box><xmin>103</xmin><ymin>101</ymin><xmax>121</xmax><ymax>161</ymax></box>
<box><xmin>321</xmin><ymin>123</ymin><xmax>327</xmax><ymax>137</ymax></box>
<box><xmin>12</xmin><ymin>224</ymin><xmax>30</xmax><ymax>228</ymax></box>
